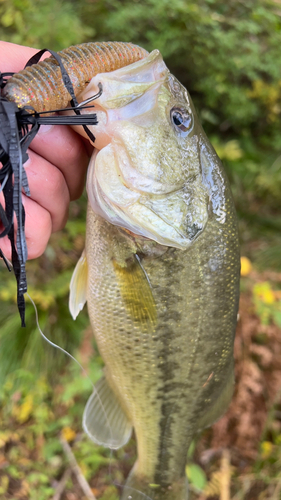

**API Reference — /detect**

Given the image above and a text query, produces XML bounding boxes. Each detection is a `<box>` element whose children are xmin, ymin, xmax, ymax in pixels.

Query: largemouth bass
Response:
<box><xmin>69</xmin><ymin>51</ymin><xmax>240</xmax><ymax>500</ymax></box>
<box><xmin>5</xmin><ymin>43</ymin><xmax>240</xmax><ymax>500</ymax></box>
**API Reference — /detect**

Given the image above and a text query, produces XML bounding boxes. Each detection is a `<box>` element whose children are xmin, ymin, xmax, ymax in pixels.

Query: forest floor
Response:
<box><xmin>1</xmin><ymin>265</ymin><xmax>281</xmax><ymax>500</ymax></box>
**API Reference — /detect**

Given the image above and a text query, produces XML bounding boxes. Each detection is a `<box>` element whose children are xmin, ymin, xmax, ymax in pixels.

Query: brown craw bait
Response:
<box><xmin>3</xmin><ymin>42</ymin><xmax>149</xmax><ymax>112</ymax></box>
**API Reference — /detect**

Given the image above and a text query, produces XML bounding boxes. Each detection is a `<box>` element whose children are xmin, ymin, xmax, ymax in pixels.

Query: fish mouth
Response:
<box><xmin>71</xmin><ymin>49</ymin><xmax>169</xmax><ymax>148</ymax></box>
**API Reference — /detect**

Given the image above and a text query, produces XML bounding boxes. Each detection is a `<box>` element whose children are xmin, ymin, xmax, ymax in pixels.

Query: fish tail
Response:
<box><xmin>121</xmin><ymin>464</ymin><xmax>188</xmax><ymax>500</ymax></box>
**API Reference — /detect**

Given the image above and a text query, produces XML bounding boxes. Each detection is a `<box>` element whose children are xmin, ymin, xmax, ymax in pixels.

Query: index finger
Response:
<box><xmin>0</xmin><ymin>41</ymin><xmax>43</xmax><ymax>72</ymax></box>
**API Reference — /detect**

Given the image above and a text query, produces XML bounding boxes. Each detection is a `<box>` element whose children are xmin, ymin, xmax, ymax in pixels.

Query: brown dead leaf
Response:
<box><xmin>0</xmin><ymin>454</ymin><xmax>7</xmax><ymax>468</ymax></box>
<box><xmin>250</xmin><ymin>344</ymin><xmax>273</xmax><ymax>368</ymax></box>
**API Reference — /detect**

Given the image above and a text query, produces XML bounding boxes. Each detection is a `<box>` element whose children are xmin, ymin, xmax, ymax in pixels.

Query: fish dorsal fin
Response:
<box><xmin>113</xmin><ymin>254</ymin><xmax>157</xmax><ymax>329</ymax></box>
<box><xmin>69</xmin><ymin>250</ymin><xmax>88</xmax><ymax>320</ymax></box>
<box><xmin>83</xmin><ymin>376</ymin><xmax>132</xmax><ymax>450</ymax></box>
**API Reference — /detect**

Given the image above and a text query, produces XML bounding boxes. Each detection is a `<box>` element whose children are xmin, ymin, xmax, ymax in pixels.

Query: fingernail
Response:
<box><xmin>38</xmin><ymin>124</ymin><xmax>54</xmax><ymax>134</ymax></box>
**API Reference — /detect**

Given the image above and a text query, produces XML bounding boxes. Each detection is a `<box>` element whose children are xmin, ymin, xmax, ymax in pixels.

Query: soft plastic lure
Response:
<box><xmin>3</xmin><ymin>42</ymin><xmax>148</xmax><ymax>112</ymax></box>
<box><xmin>0</xmin><ymin>41</ymin><xmax>148</xmax><ymax>324</ymax></box>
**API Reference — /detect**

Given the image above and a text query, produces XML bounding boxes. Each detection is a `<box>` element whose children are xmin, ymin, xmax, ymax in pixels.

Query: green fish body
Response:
<box><xmin>70</xmin><ymin>50</ymin><xmax>240</xmax><ymax>500</ymax></box>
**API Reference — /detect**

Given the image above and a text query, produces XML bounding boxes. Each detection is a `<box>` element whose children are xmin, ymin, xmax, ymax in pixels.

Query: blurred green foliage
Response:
<box><xmin>0</xmin><ymin>0</ymin><xmax>94</xmax><ymax>49</ymax></box>
<box><xmin>253</xmin><ymin>281</ymin><xmax>281</xmax><ymax>327</ymax></box>
<box><xmin>0</xmin><ymin>358</ymin><xmax>119</xmax><ymax>500</ymax></box>
<box><xmin>79</xmin><ymin>0</ymin><xmax>281</xmax><ymax>135</ymax></box>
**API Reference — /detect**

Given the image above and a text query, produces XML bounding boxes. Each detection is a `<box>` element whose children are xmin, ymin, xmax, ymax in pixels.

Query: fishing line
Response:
<box><xmin>0</xmin><ymin>248</ymin><xmax>11</xmax><ymax>271</ymax></box>
<box><xmin>135</xmin><ymin>253</ymin><xmax>153</xmax><ymax>290</ymax></box>
<box><xmin>0</xmin><ymin>172</ymin><xmax>8</xmax><ymax>193</ymax></box>
<box><xmin>25</xmin><ymin>291</ymin><xmax>116</xmax><ymax>478</ymax></box>
<box><xmin>27</xmin><ymin>292</ymin><xmax>94</xmax><ymax>381</ymax></box>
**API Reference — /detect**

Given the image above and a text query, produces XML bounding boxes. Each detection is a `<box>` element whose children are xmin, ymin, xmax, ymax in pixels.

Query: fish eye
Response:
<box><xmin>171</xmin><ymin>107</ymin><xmax>193</xmax><ymax>133</ymax></box>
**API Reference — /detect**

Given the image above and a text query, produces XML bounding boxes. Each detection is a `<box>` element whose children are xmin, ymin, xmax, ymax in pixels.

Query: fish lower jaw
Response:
<box><xmin>88</xmin><ymin>177</ymin><xmax>193</xmax><ymax>249</ymax></box>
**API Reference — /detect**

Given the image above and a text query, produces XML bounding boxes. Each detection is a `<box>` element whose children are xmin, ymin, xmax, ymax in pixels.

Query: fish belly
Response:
<box><xmin>85</xmin><ymin>200</ymin><xmax>240</xmax><ymax>487</ymax></box>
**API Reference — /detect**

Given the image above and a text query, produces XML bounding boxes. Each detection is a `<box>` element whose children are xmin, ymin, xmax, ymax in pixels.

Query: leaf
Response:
<box><xmin>253</xmin><ymin>282</ymin><xmax>275</xmax><ymax>304</ymax></box>
<box><xmin>260</xmin><ymin>440</ymin><xmax>273</xmax><ymax>459</ymax></box>
<box><xmin>186</xmin><ymin>463</ymin><xmax>207</xmax><ymax>491</ymax></box>
<box><xmin>187</xmin><ymin>439</ymin><xmax>196</xmax><ymax>458</ymax></box>
<box><xmin>15</xmin><ymin>394</ymin><xmax>34</xmax><ymax>424</ymax></box>
<box><xmin>240</xmin><ymin>256</ymin><xmax>252</xmax><ymax>276</ymax></box>
<box><xmin>61</xmin><ymin>426</ymin><xmax>76</xmax><ymax>443</ymax></box>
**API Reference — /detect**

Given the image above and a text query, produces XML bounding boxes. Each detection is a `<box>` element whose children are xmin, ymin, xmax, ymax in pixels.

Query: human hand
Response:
<box><xmin>0</xmin><ymin>41</ymin><xmax>92</xmax><ymax>260</ymax></box>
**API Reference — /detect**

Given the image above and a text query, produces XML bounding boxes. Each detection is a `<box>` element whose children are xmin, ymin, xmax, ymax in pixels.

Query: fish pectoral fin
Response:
<box><xmin>113</xmin><ymin>255</ymin><xmax>157</xmax><ymax>328</ymax></box>
<box><xmin>83</xmin><ymin>376</ymin><xmax>132</xmax><ymax>450</ymax></box>
<box><xmin>69</xmin><ymin>249</ymin><xmax>88</xmax><ymax>320</ymax></box>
